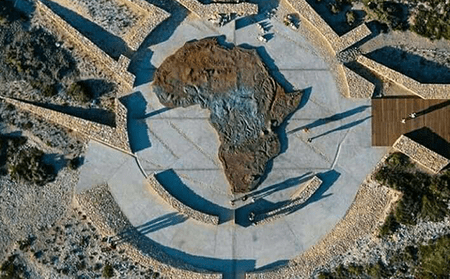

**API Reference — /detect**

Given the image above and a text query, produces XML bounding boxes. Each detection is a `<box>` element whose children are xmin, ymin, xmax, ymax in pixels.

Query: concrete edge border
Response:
<box><xmin>175</xmin><ymin>0</ymin><xmax>258</xmax><ymax>18</ymax></box>
<box><xmin>146</xmin><ymin>175</ymin><xmax>220</xmax><ymax>225</ymax></box>
<box><xmin>75</xmin><ymin>183</ymin><xmax>223</xmax><ymax>279</ymax></box>
<box><xmin>246</xmin><ymin>152</ymin><xmax>400</xmax><ymax>278</ymax></box>
<box><xmin>254</xmin><ymin>176</ymin><xmax>322</xmax><ymax>225</ymax></box>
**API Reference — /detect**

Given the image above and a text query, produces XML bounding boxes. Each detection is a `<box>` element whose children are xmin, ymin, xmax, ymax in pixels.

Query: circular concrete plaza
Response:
<box><xmin>77</xmin><ymin>12</ymin><xmax>388</xmax><ymax>278</ymax></box>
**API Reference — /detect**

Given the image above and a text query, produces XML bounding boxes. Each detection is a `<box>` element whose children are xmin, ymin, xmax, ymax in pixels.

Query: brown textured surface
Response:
<box><xmin>372</xmin><ymin>98</ymin><xmax>450</xmax><ymax>147</ymax></box>
<box><xmin>153</xmin><ymin>38</ymin><xmax>303</xmax><ymax>193</ymax></box>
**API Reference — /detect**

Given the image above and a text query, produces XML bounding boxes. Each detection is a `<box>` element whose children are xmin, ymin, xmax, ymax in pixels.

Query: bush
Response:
<box><xmin>102</xmin><ymin>263</ymin><xmax>115</xmax><ymax>278</ymax></box>
<box><xmin>376</xmin><ymin>152</ymin><xmax>450</xmax><ymax>235</ymax></box>
<box><xmin>67</xmin><ymin>81</ymin><xmax>94</xmax><ymax>103</ymax></box>
<box><xmin>418</xmin><ymin>235</ymin><xmax>450</xmax><ymax>278</ymax></box>
<box><xmin>8</xmin><ymin>147</ymin><xmax>56</xmax><ymax>186</ymax></box>
<box><xmin>379</xmin><ymin>213</ymin><xmax>399</xmax><ymax>236</ymax></box>
<box><xmin>346</xmin><ymin>11</ymin><xmax>357</xmax><ymax>26</ymax></box>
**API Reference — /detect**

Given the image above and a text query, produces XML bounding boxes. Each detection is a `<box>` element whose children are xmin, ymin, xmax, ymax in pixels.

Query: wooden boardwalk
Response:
<box><xmin>372</xmin><ymin>98</ymin><xmax>450</xmax><ymax>147</ymax></box>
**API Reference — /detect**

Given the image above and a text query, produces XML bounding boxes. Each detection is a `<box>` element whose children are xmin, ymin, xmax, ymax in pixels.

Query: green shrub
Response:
<box><xmin>418</xmin><ymin>235</ymin><xmax>450</xmax><ymax>278</ymax></box>
<box><xmin>67</xmin><ymin>81</ymin><xmax>94</xmax><ymax>103</ymax></box>
<box><xmin>102</xmin><ymin>263</ymin><xmax>114</xmax><ymax>278</ymax></box>
<box><xmin>8</xmin><ymin>147</ymin><xmax>56</xmax><ymax>186</ymax></box>
<box><xmin>379</xmin><ymin>213</ymin><xmax>399</xmax><ymax>236</ymax></box>
<box><xmin>376</xmin><ymin>152</ymin><xmax>450</xmax><ymax>235</ymax></box>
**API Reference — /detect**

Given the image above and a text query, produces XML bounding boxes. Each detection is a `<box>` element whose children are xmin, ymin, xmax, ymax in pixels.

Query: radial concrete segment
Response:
<box><xmin>76</xmin><ymin>140</ymin><xmax>136</xmax><ymax>193</ymax></box>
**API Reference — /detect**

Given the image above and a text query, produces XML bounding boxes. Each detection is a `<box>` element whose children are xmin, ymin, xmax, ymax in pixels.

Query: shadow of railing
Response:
<box><xmin>155</xmin><ymin>169</ymin><xmax>233</xmax><ymax>223</ymax></box>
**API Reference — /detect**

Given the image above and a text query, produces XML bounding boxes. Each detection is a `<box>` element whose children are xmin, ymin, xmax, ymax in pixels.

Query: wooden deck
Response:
<box><xmin>372</xmin><ymin>98</ymin><xmax>450</xmax><ymax>147</ymax></box>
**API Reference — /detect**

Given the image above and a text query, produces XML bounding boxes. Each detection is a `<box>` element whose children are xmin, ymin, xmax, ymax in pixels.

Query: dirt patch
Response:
<box><xmin>153</xmin><ymin>38</ymin><xmax>303</xmax><ymax>193</ymax></box>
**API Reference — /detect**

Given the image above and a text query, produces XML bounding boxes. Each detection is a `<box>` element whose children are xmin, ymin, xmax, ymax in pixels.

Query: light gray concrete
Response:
<box><xmin>77</xmin><ymin>12</ymin><xmax>389</xmax><ymax>278</ymax></box>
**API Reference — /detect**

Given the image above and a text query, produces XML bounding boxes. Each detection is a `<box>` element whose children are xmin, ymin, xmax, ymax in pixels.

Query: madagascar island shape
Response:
<box><xmin>153</xmin><ymin>38</ymin><xmax>303</xmax><ymax>193</ymax></box>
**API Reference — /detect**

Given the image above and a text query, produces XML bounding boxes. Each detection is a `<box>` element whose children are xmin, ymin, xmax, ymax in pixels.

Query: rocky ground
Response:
<box><xmin>153</xmin><ymin>38</ymin><xmax>303</xmax><ymax>193</ymax></box>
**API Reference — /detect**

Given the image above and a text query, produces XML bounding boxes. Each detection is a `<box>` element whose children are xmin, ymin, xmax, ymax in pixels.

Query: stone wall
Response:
<box><xmin>393</xmin><ymin>135</ymin><xmax>449</xmax><ymax>173</ymax></box>
<box><xmin>120</xmin><ymin>0</ymin><xmax>170</xmax><ymax>50</ymax></box>
<box><xmin>343</xmin><ymin>65</ymin><xmax>375</xmax><ymax>98</ymax></box>
<box><xmin>76</xmin><ymin>184</ymin><xmax>223</xmax><ymax>279</ymax></box>
<box><xmin>175</xmin><ymin>0</ymin><xmax>258</xmax><ymax>18</ymax></box>
<box><xmin>246</xmin><ymin>153</ymin><xmax>399</xmax><ymax>278</ymax></box>
<box><xmin>284</xmin><ymin>0</ymin><xmax>371</xmax><ymax>53</ymax></box>
<box><xmin>254</xmin><ymin>176</ymin><xmax>322</xmax><ymax>225</ymax></box>
<box><xmin>146</xmin><ymin>175</ymin><xmax>220</xmax><ymax>225</ymax></box>
<box><xmin>35</xmin><ymin>0</ymin><xmax>136</xmax><ymax>94</ymax></box>
<box><xmin>357</xmin><ymin>55</ymin><xmax>450</xmax><ymax>99</ymax></box>
<box><xmin>0</xmin><ymin>96</ymin><xmax>132</xmax><ymax>153</ymax></box>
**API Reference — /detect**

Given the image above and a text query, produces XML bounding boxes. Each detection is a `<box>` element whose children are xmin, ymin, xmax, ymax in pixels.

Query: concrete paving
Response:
<box><xmin>77</xmin><ymin>11</ymin><xmax>389</xmax><ymax>279</ymax></box>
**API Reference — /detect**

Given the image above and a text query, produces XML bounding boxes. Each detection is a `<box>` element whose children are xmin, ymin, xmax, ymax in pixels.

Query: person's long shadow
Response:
<box><xmin>41</xmin><ymin>0</ymin><xmax>131</xmax><ymax>59</ymax></box>
<box><xmin>155</xmin><ymin>169</ymin><xmax>233</xmax><ymax>223</ymax></box>
<box><xmin>309</xmin><ymin>115</ymin><xmax>371</xmax><ymax>141</ymax></box>
<box><xmin>128</xmin><ymin>0</ymin><xmax>189</xmax><ymax>86</ymax></box>
<box><xmin>114</xmin><ymin>212</ymin><xmax>187</xmax><ymax>244</ymax></box>
<box><xmin>120</xmin><ymin>91</ymin><xmax>152</xmax><ymax>152</ymax></box>
<box><xmin>416</xmin><ymin>100</ymin><xmax>450</xmax><ymax>117</ymax></box>
<box><xmin>288</xmin><ymin>105</ymin><xmax>370</xmax><ymax>135</ymax></box>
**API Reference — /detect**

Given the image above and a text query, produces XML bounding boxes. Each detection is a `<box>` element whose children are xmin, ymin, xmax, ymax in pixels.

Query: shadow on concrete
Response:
<box><xmin>243</xmin><ymin>172</ymin><xmax>314</xmax><ymax>201</ymax></box>
<box><xmin>277</xmin><ymin>86</ymin><xmax>312</xmax><ymax>156</ymax></box>
<box><xmin>310</xmin><ymin>115</ymin><xmax>371</xmax><ymax>141</ymax></box>
<box><xmin>115</xmin><ymin>213</ymin><xmax>188</xmax><ymax>244</ymax></box>
<box><xmin>235</xmin><ymin>0</ymin><xmax>280</xmax><ymax>30</ymax></box>
<box><xmin>366</xmin><ymin>46</ymin><xmax>450</xmax><ymax>84</ymax></box>
<box><xmin>236</xmin><ymin>169</ymin><xmax>340</xmax><ymax>226</ymax></box>
<box><xmin>41</xmin><ymin>0</ymin><xmax>131</xmax><ymax>59</ymax></box>
<box><xmin>155</xmin><ymin>169</ymin><xmax>233</xmax><ymax>223</ymax></box>
<box><xmin>113</xmin><ymin>223</ymin><xmax>256</xmax><ymax>276</ymax></box>
<box><xmin>12</xmin><ymin>97</ymin><xmax>116</xmax><ymax>127</ymax></box>
<box><xmin>288</xmin><ymin>105</ymin><xmax>370</xmax><ymax>134</ymax></box>
<box><xmin>308</xmin><ymin>169</ymin><xmax>340</xmax><ymax>203</ymax></box>
<box><xmin>120</xmin><ymin>91</ymin><xmax>151</xmax><ymax>152</ymax></box>
<box><xmin>263</xmin><ymin>169</ymin><xmax>339</xmax><ymax>220</ymax></box>
<box><xmin>141</xmin><ymin>107</ymin><xmax>171</xmax><ymax>119</ymax></box>
<box><xmin>129</xmin><ymin>0</ymin><xmax>189</xmax><ymax>86</ymax></box>
<box><xmin>406</xmin><ymin>127</ymin><xmax>450</xmax><ymax>160</ymax></box>
<box><xmin>235</xmin><ymin>172</ymin><xmax>315</xmax><ymax>227</ymax></box>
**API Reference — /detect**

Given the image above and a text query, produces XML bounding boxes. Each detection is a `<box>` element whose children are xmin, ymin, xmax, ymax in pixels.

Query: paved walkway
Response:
<box><xmin>77</xmin><ymin>12</ymin><xmax>388</xmax><ymax>279</ymax></box>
